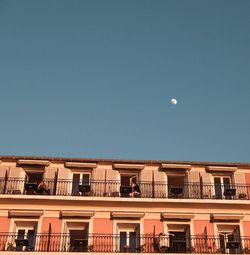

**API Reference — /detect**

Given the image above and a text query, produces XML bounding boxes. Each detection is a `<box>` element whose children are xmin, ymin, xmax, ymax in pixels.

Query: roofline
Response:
<box><xmin>0</xmin><ymin>155</ymin><xmax>250</xmax><ymax>168</ymax></box>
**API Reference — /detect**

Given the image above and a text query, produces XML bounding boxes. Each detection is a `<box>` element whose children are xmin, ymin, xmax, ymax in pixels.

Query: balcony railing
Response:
<box><xmin>0</xmin><ymin>178</ymin><xmax>250</xmax><ymax>200</ymax></box>
<box><xmin>0</xmin><ymin>233</ymin><xmax>250</xmax><ymax>253</ymax></box>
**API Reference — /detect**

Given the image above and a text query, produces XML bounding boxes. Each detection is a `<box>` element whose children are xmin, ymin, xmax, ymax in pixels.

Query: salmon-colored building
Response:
<box><xmin>1</xmin><ymin>155</ymin><xmax>250</xmax><ymax>254</ymax></box>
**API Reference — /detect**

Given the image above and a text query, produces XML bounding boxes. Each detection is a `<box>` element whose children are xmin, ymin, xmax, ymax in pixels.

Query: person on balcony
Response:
<box><xmin>37</xmin><ymin>180</ymin><xmax>50</xmax><ymax>195</ymax></box>
<box><xmin>129</xmin><ymin>182</ymin><xmax>141</xmax><ymax>197</ymax></box>
<box><xmin>155</xmin><ymin>233</ymin><xmax>169</xmax><ymax>253</ymax></box>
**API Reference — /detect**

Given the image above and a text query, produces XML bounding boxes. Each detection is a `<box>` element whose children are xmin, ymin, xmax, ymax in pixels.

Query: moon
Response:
<box><xmin>170</xmin><ymin>98</ymin><xmax>177</xmax><ymax>105</ymax></box>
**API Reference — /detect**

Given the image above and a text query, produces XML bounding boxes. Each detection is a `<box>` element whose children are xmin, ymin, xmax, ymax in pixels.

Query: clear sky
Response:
<box><xmin>0</xmin><ymin>0</ymin><xmax>250</xmax><ymax>162</ymax></box>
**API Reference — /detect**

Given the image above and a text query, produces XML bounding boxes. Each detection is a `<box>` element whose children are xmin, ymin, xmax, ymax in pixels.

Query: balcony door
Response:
<box><xmin>120</xmin><ymin>175</ymin><xmax>138</xmax><ymax>186</ymax></box>
<box><xmin>117</xmin><ymin>223</ymin><xmax>140</xmax><ymax>252</ymax></box>
<box><xmin>16</xmin><ymin>229</ymin><xmax>35</xmax><ymax>251</ymax></box>
<box><xmin>168</xmin><ymin>175</ymin><xmax>185</xmax><ymax>198</ymax></box>
<box><xmin>168</xmin><ymin>225</ymin><xmax>191</xmax><ymax>253</ymax></box>
<box><xmin>25</xmin><ymin>171</ymin><xmax>43</xmax><ymax>183</ymax></box>
<box><xmin>69</xmin><ymin>229</ymin><xmax>88</xmax><ymax>251</ymax></box>
<box><xmin>65</xmin><ymin>222</ymin><xmax>89</xmax><ymax>252</ymax></box>
<box><xmin>218</xmin><ymin>226</ymin><xmax>242</xmax><ymax>254</ymax></box>
<box><xmin>214</xmin><ymin>177</ymin><xmax>231</xmax><ymax>199</ymax></box>
<box><xmin>120</xmin><ymin>174</ymin><xmax>138</xmax><ymax>197</ymax></box>
<box><xmin>71</xmin><ymin>173</ymin><xmax>91</xmax><ymax>196</ymax></box>
<box><xmin>15</xmin><ymin>222</ymin><xmax>37</xmax><ymax>251</ymax></box>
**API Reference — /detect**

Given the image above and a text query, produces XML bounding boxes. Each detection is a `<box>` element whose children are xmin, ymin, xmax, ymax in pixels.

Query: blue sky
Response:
<box><xmin>0</xmin><ymin>0</ymin><xmax>250</xmax><ymax>162</ymax></box>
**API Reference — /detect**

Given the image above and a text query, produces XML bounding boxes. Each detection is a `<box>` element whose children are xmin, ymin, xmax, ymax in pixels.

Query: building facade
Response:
<box><xmin>0</xmin><ymin>155</ymin><xmax>250</xmax><ymax>254</ymax></box>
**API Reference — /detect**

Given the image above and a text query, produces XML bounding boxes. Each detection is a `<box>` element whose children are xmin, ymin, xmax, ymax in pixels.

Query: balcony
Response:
<box><xmin>0</xmin><ymin>233</ymin><xmax>250</xmax><ymax>253</ymax></box>
<box><xmin>0</xmin><ymin>178</ymin><xmax>250</xmax><ymax>200</ymax></box>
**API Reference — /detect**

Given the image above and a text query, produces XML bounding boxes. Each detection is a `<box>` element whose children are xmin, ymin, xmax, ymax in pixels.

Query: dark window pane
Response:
<box><xmin>72</xmin><ymin>174</ymin><xmax>80</xmax><ymax>195</ymax></box>
<box><xmin>120</xmin><ymin>232</ymin><xmax>127</xmax><ymax>252</ymax></box>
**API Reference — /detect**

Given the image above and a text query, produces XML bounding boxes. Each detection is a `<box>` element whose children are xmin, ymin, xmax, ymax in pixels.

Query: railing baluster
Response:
<box><xmin>0</xmin><ymin>232</ymin><xmax>250</xmax><ymax>253</ymax></box>
<box><xmin>2</xmin><ymin>177</ymin><xmax>250</xmax><ymax>200</ymax></box>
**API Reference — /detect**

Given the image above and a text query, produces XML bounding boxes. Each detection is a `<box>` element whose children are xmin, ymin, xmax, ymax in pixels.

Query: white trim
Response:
<box><xmin>60</xmin><ymin>218</ymin><xmax>93</xmax><ymax>251</ymax></box>
<box><xmin>61</xmin><ymin>218</ymin><xmax>93</xmax><ymax>235</ymax></box>
<box><xmin>112</xmin><ymin>218</ymin><xmax>143</xmax><ymax>235</ymax></box>
<box><xmin>10</xmin><ymin>218</ymin><xmax>41</xmax><ymax>233</ymax></box>
<box><xmin>69</xmin><ymin>172</ymin><xmax>92</xmax><ymax>195</ymax></box>
<box><xmin>214</xmin><ymin>222</ymin><xmax>242</xmax><ymax>236</ymax></box>
<box><xmin>112</xmin><ymin>218</ymin><xmax>143</xmax><ymax>252</ymax></box>
<box><xmin>164</xmin><ymin>220</ymin><xmax>194</xmax><ymax>249</ymax></box>
<box><xmin>214</xmin><ymin>222</ymin><xmax>243</xmax><ymax>250</ymax></box>
<box><xmin>164</xmin><ymin>221</ymin><xmax>193</xmax><ymax>236</ymax></box>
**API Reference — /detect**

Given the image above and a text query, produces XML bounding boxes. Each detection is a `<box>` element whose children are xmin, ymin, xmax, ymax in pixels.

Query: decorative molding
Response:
<box><xmin>65</xmin><ymin>162</ymin><xmax>97</xmax><ymax>168</ymax></box>
<box><xmin>206</xmin><ymin>166</ymin><xmax>237</xmax><ymax>172</ymax></box>
<box><xmin>211</xmin><ymin>213</ymin><xmax>244</xmax><ymax>221</ymax></box>
<box><xmin>111</xmin><ymin>212</ymin><xmax>145</xmax><ymax>219</ymax></box>
<box><xmin>17</xmin><ymin>159</ymin><xmax>50</xmax><ymax>166</ymax></box>
<box><xmin>8</xmin><ymin>210</ymin><xmax>43</xmax><ymax>218</ymax></box>
<box><xmin>60</xmin><ymin>210</ymin><xmax>95</xmax><ymax>218</ymax></box>
<box><xmin>161</xmin><ymin>212</ymin><xmax>194</xmax><ymax>221</ymax></box>
<box><xmin>113</xmin><ymin>164</ymin><xmax>145</xmax><ymax>170</ymax></box>
<box><xmin>161</xmin><ymin>164</ymin><xmax>191</xmax><ymax>170</ymax></box>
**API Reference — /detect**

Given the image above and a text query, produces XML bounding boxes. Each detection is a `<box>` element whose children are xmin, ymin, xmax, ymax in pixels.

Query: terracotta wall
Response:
<box><xmin>41</xmin><ymin>217</ymin><xmax>62</xmax><ymax>233</ymax></box>
<box><xmin>93</xmin><ymin>218</ymin><xmax>112</xmax><ymax>234</ymax></box>
<box><xmin>245</xmin><ymin>173</ymin><xmax>250</xmax><ymax>198</ymax></box>
<box><xmin>243</xmin><ymin>221</ymin><xmax>250</xmax><ymax>236</ymax></box>
<box><xmin>193</xmin><ymin>220</ymin><xmax>214</xmax><ymax>236</ymax></box>
<box><xmin>0</xmin><ymin>216</ymin><xmax>11</xmax><ymax>250</ymax></box>
<box><xmin>0</xmin><ymin>216</ymin><xmax>11</xmax><ymax>232</ymax></box>
<box><xmin>245</xmin><ymin>173</ymin><xmax>250</xmax><ymax>185</ymax></box>
<box><xmin>92</xmin><ymin>218</ymin><xmax>113</xmax><ymax>252</ymax></box>
<box><xmin>144</xmin><ymin>219</ymin><xmax>163</xmax><ymax>235</ymax></box>
<box><xmin>39</xmin><ymin>218</ymin><xmax>62</xmax><ymax>252</ymax></box>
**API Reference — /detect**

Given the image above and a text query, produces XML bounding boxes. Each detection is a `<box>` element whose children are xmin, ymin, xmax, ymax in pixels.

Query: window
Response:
<box><xmin>64</xmin><ymin>222</ymin><xmax>89</xmax><ymax>252</ymax></box>
<box><xmin>214</xmin><ymin>176</ymin><xmax>233</xmax><ymax>199</ymax></box>
<box><xmin>168</xmin><ymin>175</ymin><xmax>185</xmax><ymax>198</ymax></box>
<box><xmin>24</xmin><ymin>171</ymin><xmax>44</xmax><ymax>195</ymax></box>
<box><xmin>71</xmin><ymin>173</ymin><xmax>91</xmax><ymax>196</ymax></box>
<box><xmin>119</xmin><ymin>173</ymin><xmax>139</xmax><ymax>197</ymax></box>
<box><xmin>25</xmin><ymin>172</ymin><xmax>43</xmax><ymax>183</ymax></box>
<box><xmin>217</xmin><ymin>225</ymin><xmax>242</xmax><ymax>254</ymax></box>
<box><xmin>14</xmin><ymin>221</ymin><xmax>38</xmax><ymax>251</ymax></box>
<box><xmin>167</xmin><ymin>224</ymin><xmax>191</xmax><ymax>253</ymax></box>
<box><xmin>117</xmin><ymin>223</ymin><xmax>140</xmax><ymax>253</ymax></box>
<box><xmin>120</xmin><ymin>174</ymin><xmax>138</xmax><ymax>186</ymax></box>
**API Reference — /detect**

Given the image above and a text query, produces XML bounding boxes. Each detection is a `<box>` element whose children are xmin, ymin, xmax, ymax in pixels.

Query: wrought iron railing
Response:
<box><xmin>0</xmin><ymin>233</ymin><xmax>250</xmax><ymax>253</ymax></box>
<box><xmin>0</xmin><ymin>178</ymin><xmax>250</xmax><ymax>200</ymax></box>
